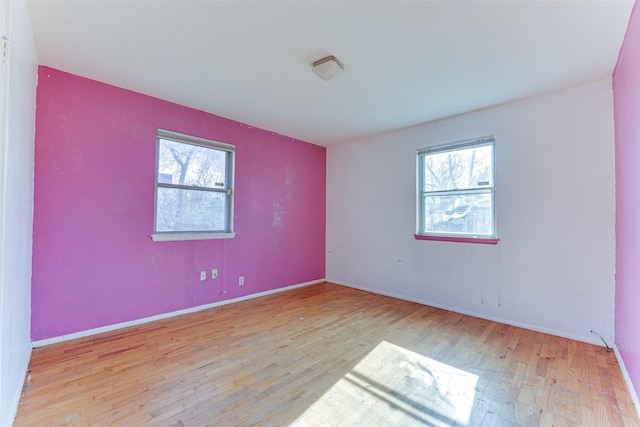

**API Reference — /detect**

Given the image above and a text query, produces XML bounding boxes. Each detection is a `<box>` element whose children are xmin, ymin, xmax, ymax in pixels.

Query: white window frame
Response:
<box><xmin>151</xmin><ymin>129</ymin><xmax>236</xmax><ymax>242</ymax></box>
<box><xmin>416</xmin><ymin>136</ymin><xmax>497</xmax><ymax>242</ymax></box>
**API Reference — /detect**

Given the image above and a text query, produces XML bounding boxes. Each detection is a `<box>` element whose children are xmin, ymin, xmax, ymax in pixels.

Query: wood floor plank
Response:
<box><xmin>14</xmin><ymin>282</ymin><xmax>640</xmax><ymax>426</ymax></box>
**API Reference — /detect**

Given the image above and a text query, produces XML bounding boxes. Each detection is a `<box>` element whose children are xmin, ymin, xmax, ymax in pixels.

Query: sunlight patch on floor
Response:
<box><xmin>292</xmin><ymin>341</ymin><xmax>478</xmax><ymax>426</ymax></box>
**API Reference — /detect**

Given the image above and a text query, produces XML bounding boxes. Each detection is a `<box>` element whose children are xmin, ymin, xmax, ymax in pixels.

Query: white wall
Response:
<box><xmin>0</xmin><ymin>1</ymin><xmax>37</xmax><ymax>426</ymax></box>
<box><xmin>327</xmin><ymin>79</ymin><xmax>615</xmax><ymax>346</ymax></box>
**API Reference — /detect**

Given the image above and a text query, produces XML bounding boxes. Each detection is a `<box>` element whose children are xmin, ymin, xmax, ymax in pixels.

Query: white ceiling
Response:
<box><xmin>27</xmin><ymin>1</ymin><xmax>634</xmax><ymax>147</ymax></box>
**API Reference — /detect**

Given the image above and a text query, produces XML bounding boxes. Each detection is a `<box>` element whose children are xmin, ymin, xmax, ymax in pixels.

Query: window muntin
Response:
<box><xmin>417</xmin><ymin>137</ymin><xmax>495</xmax><ymax>238</ymax></box>
<box><xmin>154</xmin><ymin>130</ymin><xmax>234</xmax><ymax>238</ymax></box>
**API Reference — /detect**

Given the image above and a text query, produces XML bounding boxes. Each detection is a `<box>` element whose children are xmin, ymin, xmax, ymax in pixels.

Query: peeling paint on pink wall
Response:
<box><xmin>614</xmin><ymin>0</ymin><xmax>640</xmax><ymax>404</ymax></box>
<box><xmin>31</xmin><ymin>67</ymin><xmax>326</xmax><ymax>341</ymax></box>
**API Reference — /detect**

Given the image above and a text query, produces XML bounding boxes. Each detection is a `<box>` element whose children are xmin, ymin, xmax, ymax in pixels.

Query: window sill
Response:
<box><xmin>414</xmin><ymin>234</ymin><xmax>499</xmax><ymax>245</ymax></box>
<box><xmin>151</xmin><ymin>232</ymin><xmax>236</xmax><ymax>242</ymax></box>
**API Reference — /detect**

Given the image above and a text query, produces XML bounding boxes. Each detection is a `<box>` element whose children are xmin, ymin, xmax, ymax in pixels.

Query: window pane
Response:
<box><xmin>422</xmin><ymin>191</ymin><xmax>493</xmax><ymax>235</ymax></box>
<box><xmin>158</xmin><ymin>138</ymin><xmax>228</xmax><ymax>189</ymax></box>
<box><xmin>156</xmin><ymin>187</ymin><xmax>228</xmax><ymax>232</ymax></box>
<box><xmin>422</xmin><ymin>144</ymin><xmax>493</xmax><ymax>192</ymax></box>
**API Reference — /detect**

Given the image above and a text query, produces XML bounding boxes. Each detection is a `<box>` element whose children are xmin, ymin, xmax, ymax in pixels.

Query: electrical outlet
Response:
<box><xmin>200</xmin><ymin>271</ymin><xmax>206</xmax><ymax>281</ymax></box>
<box><xmin>239</xmin><ymin>276</ymin><xmax>244</xmax><ymax>286</ymax></box>
<box><xmin>212</xmin><ymin>269</ymin><xmax>218</xmax><ymax>279</ymax></box>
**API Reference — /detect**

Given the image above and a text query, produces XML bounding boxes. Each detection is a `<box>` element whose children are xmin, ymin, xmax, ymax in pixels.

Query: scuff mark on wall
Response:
<box><xmin>273</xmin><ymin>199</ymin><xmax>285</xmax><ymax>228</ymax></box>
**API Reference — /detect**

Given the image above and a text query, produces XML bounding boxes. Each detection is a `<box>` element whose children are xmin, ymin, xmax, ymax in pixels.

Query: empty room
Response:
<box><xmin>2</xmin><ymin>0</ymin><xmax>640</xmax><ymax>425</ymax></box>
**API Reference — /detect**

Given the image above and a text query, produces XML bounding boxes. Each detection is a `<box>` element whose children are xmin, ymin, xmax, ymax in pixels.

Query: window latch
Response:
<box><xmin>227</xmin><ymin>188</ymin><xmax>233</xmax><ymax>196</ymax></box>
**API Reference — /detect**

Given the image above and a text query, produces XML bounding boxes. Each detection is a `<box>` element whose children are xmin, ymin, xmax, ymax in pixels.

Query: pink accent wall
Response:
<box><xmin>32</xmin><ymin>67</ymin><xmax>326</xmax><ymax>340</ymax></box>
<box><xmin>614</xmin><ymin>0</ymin><xmax>640</xmax><ymax>401</ymax></box>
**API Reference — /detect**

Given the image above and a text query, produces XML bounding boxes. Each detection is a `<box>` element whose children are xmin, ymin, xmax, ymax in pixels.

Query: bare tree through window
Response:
<box><xmin>154</xmin><ymin>131</ymin><xmax>234</xmax><ymax>235</ymax></box>
<box><xmin>418</xmin><ymin>138</ymin><xmax>495</xmax><ymax>237</ymax></box>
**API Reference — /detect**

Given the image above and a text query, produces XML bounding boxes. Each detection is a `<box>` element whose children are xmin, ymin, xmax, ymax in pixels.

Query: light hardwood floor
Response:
<box><xmin>15</xmin><ymin>282</ymin><xmax>640</xmax><ymax>426</ymax></box>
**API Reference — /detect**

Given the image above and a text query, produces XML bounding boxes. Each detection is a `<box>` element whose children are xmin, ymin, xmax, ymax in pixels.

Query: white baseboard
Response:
<box><xmin>614</xmin><ymin>344</ymin><xmax>640</xmax><ymax>419</ymax></box>
<box><xmin>32</xmin><ymin>279</ymin><xmax>325</xmax><ymax>348</ymax></box>
<box><xmin>327</xmin><ymin>278</ymin><xmax>604</xmax><ymax>347</ymax></box>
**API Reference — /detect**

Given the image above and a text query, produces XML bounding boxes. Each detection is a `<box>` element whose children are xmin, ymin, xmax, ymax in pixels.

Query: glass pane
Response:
<box><xmin>422</xmin><ymin>191</ymin><xmax>493</xmax><ymax>235</ymax></box>
<box><xmin>156</xmin><ymin>187</ymin><xmax>228</xmax><ymax>232</ymax></box>
<box><xmin>158</xmin><ymin>139</ymin><xmax>228</xmax><ymax>189</ymax></box>
<box><xmin>422</xmin><ymin>144</ymin><xmax>493</xmax><ymax>192</ymax></box>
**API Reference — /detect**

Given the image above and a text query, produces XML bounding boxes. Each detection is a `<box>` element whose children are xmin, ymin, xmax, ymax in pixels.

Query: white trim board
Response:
<box><xmin>2</xmin><ymin>346</ymin><xmax>30</xmax><ymax>427</ymax></box>
<box><xmin>327</xmin><ymin>278</ymin><xmax>606</xmax><ymax>347</ymax></box>
<box><xmin>32</xmin><ymin>279</ymin><xmax>325</xmax><ymax>348</ymax></box>
<box><xmin>614</xmin><ymin>344</ymin><xmax>640</xmax><ymax>419</ymax></box>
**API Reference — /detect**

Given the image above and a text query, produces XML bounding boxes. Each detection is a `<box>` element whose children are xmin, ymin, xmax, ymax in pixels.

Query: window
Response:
<box><xmin>152</xmin><ymin>130</ymin><xmax>235</xmax><ymax>241</ymax></box>
<box><xmin>416</xmin><ymin>136</ymin><xmax>496</xmax><ymax>243</ymax></box>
